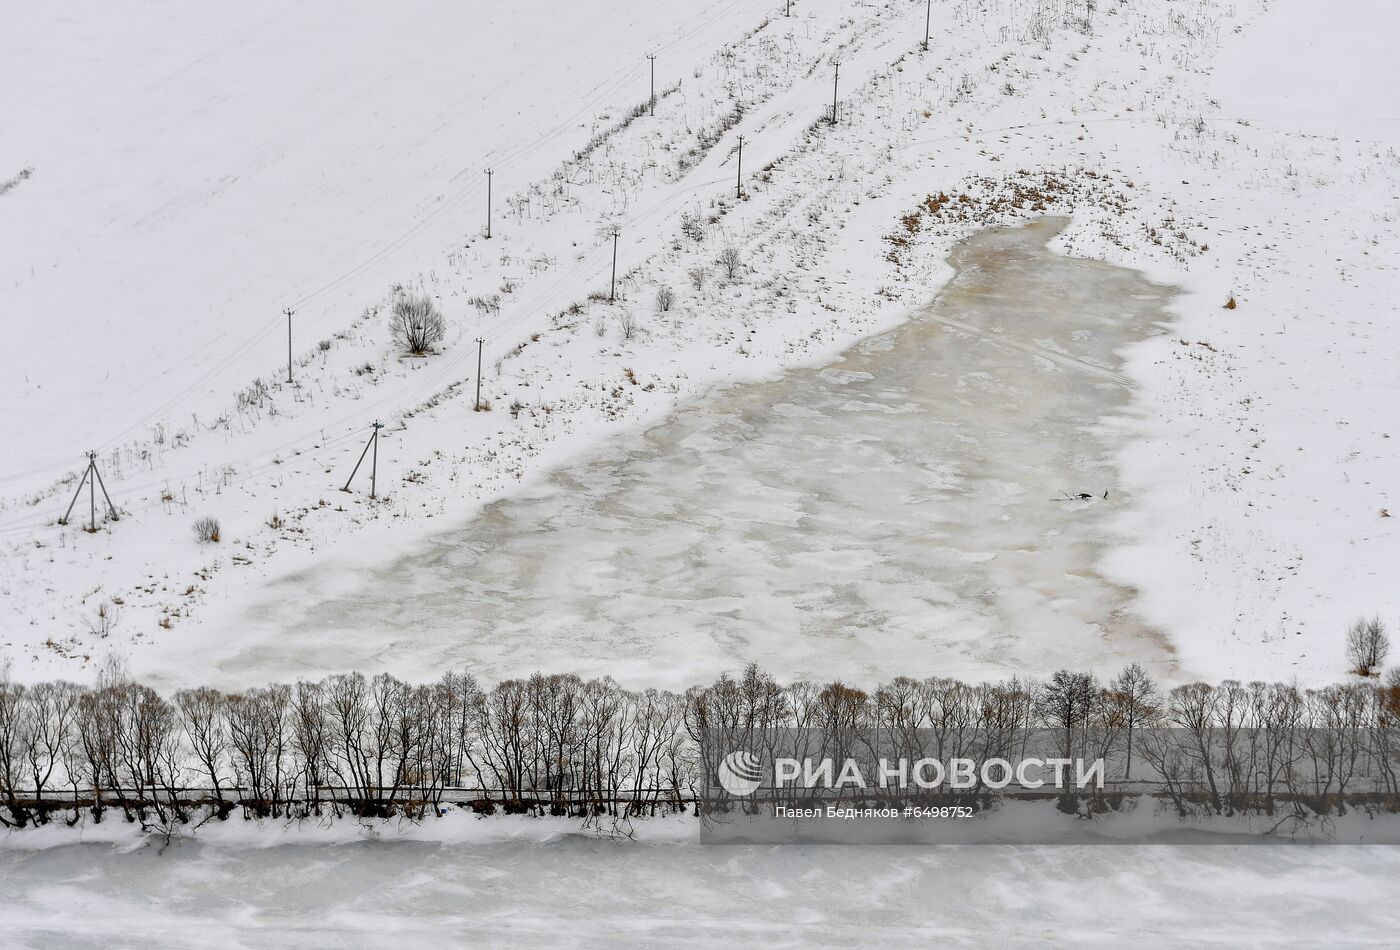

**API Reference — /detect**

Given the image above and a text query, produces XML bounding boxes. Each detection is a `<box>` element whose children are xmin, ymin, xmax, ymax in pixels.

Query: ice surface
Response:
<box><xmin>2</xmin><ymin>837</ymin><xmax>1396</xmax><ymax>948</ymax></box>
<box><xmin>190</xmin><ymin>218</ymin><xmax>1179</xmax><ymax>689</ymax></box>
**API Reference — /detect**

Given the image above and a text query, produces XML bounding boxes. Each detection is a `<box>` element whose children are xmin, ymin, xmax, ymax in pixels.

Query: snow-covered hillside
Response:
<box><xmin>2</xmin><ymin>0</ymin><xmax>1398</xmax><ymax>690</ymax></box>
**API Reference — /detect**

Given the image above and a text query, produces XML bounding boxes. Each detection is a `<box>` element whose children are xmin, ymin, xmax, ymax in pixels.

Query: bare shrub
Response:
<box><xmin>237</xmin><ymin>379</ymin><xmax>270</xmax><ymax>412</ymax></box>
<box><xmin>717</xmin><ymin>245</ymin><xmax>743</xmax><ymax>280</ymax></box>
<box><xmin>83</xmin><ymin>601</ymin><xmax>120</xmax><ymax>638</ymax></box>
<box><xmin>193</xmin><ymin>517</ymin><xmax>221</xmax><ymax>543</ymax></box>
<box><xmin>389</xmin><ymin>293</ymin><xmax>446</xmax><ymax>355</ymax></box>
<box><xmin>618</xmin><ymin>311</ymin><xmax>640</xmax><ymax>340</ymax></box>
<box><xmin>468</xmin><ymin>294</ymin><xmax>501</xmax><ymax>315</ymax></box>
<box><xmin>680</xmin><ymin>210</ymin><xmax>706</xmax><ymax>243</ymax></box>
<box><xmin>687</xmin><ymin>266</ymin><xmax>709</xmax><ymax>290</ymax></box>
<box><xmin>655</xmin><ymin>285</ymin><xmax>675</xmax><ymax>312</ymax></box>
<box><xmin>1347</xmin><ymin>616</ymin><xmax>1389</xmax><ymax>676</ymax></box>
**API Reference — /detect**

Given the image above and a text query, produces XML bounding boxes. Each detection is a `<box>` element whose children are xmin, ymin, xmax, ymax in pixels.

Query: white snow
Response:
<box><xmin>3</xmin><ymin>0</ymin><xmax>1398</xmax><ymax>690</ymax></box>
<box><xmin>5</xmin><ymin>0</ymin><xmax>1400</xmax><ymax>942</ymax></box>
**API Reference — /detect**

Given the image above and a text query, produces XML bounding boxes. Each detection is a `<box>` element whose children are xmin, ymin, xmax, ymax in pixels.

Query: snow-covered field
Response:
<box><xmin>4</xmin><ymin>0</ymin><xmax>1397</xmax><ymax>687</ymax></box>
<box><xmin>4</xmin><ymin>0</ymin><xmax>1397</xmax><ymax>690</ymax></box>
<box><xmin>3</xmin><ymin>0</ymin><xmax>1400</xmax><ymax>942</ymax></box>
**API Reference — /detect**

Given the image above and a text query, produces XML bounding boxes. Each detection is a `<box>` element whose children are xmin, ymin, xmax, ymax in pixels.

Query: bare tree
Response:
<box><xmin>655</xmin><ymin>285</ymin><xmax>675</xmax><ymax>312</ymax></box>
<box><xmin>1037</xmin><ymin>670</ymin><xmax>1097</xmax><ymax>760</ymax></box>
<box><xmin>717</xmin><ymin>245</ymin><xmax>743</xmax><ymax>280</ymax></box>
<box><xmin>23</xmin><ymin>681</ymin><xmax>80</xmax><ymax>815</ymax></box>
<box><xmin>1347</xmin><ymin>616</ymin><xmax>1389</xmax><ymax>676</ymax></box>
<box><xmin>225</xmin><ymin>685</ymin><xmax>291</xmax><ymax>817</ymax></box>
<box><xmin>175</xmin><ymin>687</ymin><xmax>229</xmax><ymax>803</ymax></box>
<box><xmin>0</xmin><ymin>674</ymin><xmax>28</xmax><ymax>826</ymax></box>
<box><xmin>1108</xmin><ymin>663</ymin><xmax>1160</xmax><ymax>779</ymax></box>
<box><xmin>290</xmin><ymin>680</ymin><xmax>330</xmax><ymax>813</ymax></box>
<box><xmin>617</xmin><ymin>311</ymin><xmax>640</xmax><ymax>341</ymax></box>
<box><xmin>389</xmin><ymin>293</ymin><xmax>447</xmax><ymax>355</ymax></box>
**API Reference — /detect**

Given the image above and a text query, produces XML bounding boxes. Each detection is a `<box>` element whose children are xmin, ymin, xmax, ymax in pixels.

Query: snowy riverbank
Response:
<box><xmin>3</xmin><ymin>0</ymin><xmax>1398</xmax><ymax>691</ymax></box>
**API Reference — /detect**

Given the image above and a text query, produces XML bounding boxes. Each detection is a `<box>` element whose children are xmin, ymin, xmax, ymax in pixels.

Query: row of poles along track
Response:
<box><xmin>60</xmin><ymin>0</ymin><xmax>940</xmax><ymax>530</ymax></box>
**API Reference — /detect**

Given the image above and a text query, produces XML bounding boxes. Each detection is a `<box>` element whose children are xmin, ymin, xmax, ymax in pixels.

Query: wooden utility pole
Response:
<box><xmin>485</xmin><ymin>168</ymin><xmax>494</xmax><ymax>239</ymax></box>
<box><xmin>736</xmin><ymin>135</ymin><xmax>744</xmax><ymax>198</ymax></box>
<box><xmin>59</xmin><ymin>451</ymin><xmax>117</xmax><ymax>532</ymax></box>
<box><xmin>609</xmin><ymin>229</ymin><xmax>619</xmax><ymax>302</ymax></box>
<box><xmin>647</xmin><ymin>54</ymin><xmax>657</xmax><ymax>115</ymax></box>
<box><xmin>831</xmin><ymin>62</ymin><xmax>840</xmax><ymax>124</ymax></box>
<box><xmin>924</xmin><ymin>0</ymin><xmax>932</xmax><ymax>51</ymax></box>
<box><xmin>342</xmin><ymin>421</ymin><xmax>385</xmax><ymax>498</ymax></box>
<box><xmin>475</xmin><ymin>337</ymin><xmax>485</xmax><ymax>411</ymax></box>
<box><xmin>371</xmin><ymin>422</ymin><xmax>380</xmax><ymax>498</ymax></box>
<box><xmin>786</xmin><ymin>0</ymin><xmax>791</xmax><ymax>17</ymax></box>
<box><xmin>284</xmin><ymin>307</ymin><xmax>295</xmax><ymax>383</ymax></box>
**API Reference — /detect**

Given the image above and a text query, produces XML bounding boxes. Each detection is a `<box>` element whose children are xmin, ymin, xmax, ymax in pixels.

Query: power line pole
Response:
<box><xmin>736</xmin><ymin>135</ymin><xmax>744</xmax><ymax>199</ymax></box>
<box><xmin>284</xmin><ymin>307</ymin><xmax>295</xmax><ymax>383</ymax></box>
<box><xmin>786</xmin><ymin>0</ymin><xmax>791</xmax><ymax>17</ymax></box>
<box><xmin>474</xmin><ymin>337</ymin><xmax>485</xmax><ymax>411</ymax></box>
<box><xmin>647</xmin><ymin>54</ymin><xmax>657</xmax><ymax>115</ymax></box>
<box><xmin>609</xmin><ymin>229</ymin><xmax>619</xmax><ymax>302</ymax></box>
<box><xmin>342</xmin><ymin>421</ymin><xmax>384</xmax><ymax>498</ymax></box>
<box><xmin>831</xmin><ymin>62</ymin><xmax>840</xmax><ymax>125</ymax></box>
<box><xmin>924</xmin><ymin>0</ymin><xmax>931</xmax><ymax>51</ymax></box>
<box><xmin>370</xmin><ymin>421</ymin><xmax>380</xmax><ymax>498</ymax></box>
<box><xmin>59</xmin><ymin>451</ymin><xmax>117</xmax><ymax>532</ymax></box>
<box><xmin>485</xmin><ymin>168</ymin><xmax>494</xmax><ymax>239</ymax></box>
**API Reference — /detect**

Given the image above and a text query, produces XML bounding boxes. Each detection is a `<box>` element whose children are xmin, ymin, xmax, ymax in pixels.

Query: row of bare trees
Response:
<box><xmin>2</xmin><ymin>663</ymin><xmax>1398</xmax><ymax>829</ymax></box>
<box><xmin>0</xmin><ymin>668</ymin><xmax>697</xmax><ymax>829</ymax></box>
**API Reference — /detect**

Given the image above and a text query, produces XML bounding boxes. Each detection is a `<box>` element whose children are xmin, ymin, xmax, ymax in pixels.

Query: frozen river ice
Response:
<box><xmin>3</xmin><ymin>836</ymin><xmax>1397</xmax><ymax>947</ymax></box>
<box><xmin>204</xmin><ymin>217</ymin><xmax>1178</xmax><ymax>689</ymax></box>
<box><xmin>10</xmin><ymin>222</ymin><xmax>1394</xmax><ymax>949</ymax></box>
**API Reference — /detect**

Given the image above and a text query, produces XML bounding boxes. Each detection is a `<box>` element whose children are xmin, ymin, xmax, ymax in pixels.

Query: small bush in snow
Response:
<box><xmin>680</xmin><ymin>210</ymin><xmax>706</xmax><ymax>243</ymax></box>
<box><xmin>688</xmin><ymin>266</ymin><xmax>709</xmax><ymax>290</ymax></box>
<box><xmin>1347</xmin><ymin>616</ymin><xmax>1389</xmax><ymax>676</ymax></box>
<box><xmin>618</xmin><ymin>312</ymin><xmax>640</xmax><ymax>340</ymax></box>
<box><xmin>655</xmin><ymin>285</ymin><xmax>675</xmax><ymax>312</ymax></box>
<box><xmin>389</xmin><ymin>293</ymin><xmax>446</xmax><ymax>355</ymax></box>
<box><xmin>83</xmin><ymin>601</ymin><xmax>119</xmax><ymax>637</ymax></box>
<box><xmin>717</xmin><ymin>246</ymin><xmax>742</xmax><ymax>280</ymax></box>
<box><xmin>192</xmin><ymin>517</ymin><xmax>220</xmax><ymax>543</ymax></box>
<box><xmin>468</xmin><ymin>294</ymin><xmax>501</xmax><ymax>315</ymax></box>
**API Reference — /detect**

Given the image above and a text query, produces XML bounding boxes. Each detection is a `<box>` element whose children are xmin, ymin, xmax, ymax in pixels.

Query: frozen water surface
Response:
<box><xmin>204</xmin><ymin>218</ymin><xmax>1179</xmax><ymax>688</ymax></box>
<box><xmin>2</xmin><ymin>839</ymin><xmax>1397</xmax><ymax>947</ymax></box>
<box><xmin>11</xmin><ymin>226</ymin><xmax>1394</xmax><ymax>949</ymax></box>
